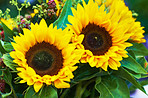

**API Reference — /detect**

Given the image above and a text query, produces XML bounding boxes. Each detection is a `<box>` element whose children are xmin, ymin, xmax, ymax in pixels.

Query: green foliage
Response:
<box><xmin>113</xmin><ymin>67</ymin><xmax>147</xmax><ymax>95</ymax></box>
<box><xmin>1</xmin><ymin>21</ymin><xmax>15</xmax><ymax>42</ymax></box>
<box><xmin>127</xmin><ymin>43</ymin><xmax>148</xmax><ymax>56</ymax></box>
<box><xmin>74</xmin><ymin>63</ymin><xmax>109</xmax><ymax>82</ymax></box>
<box><xmin>0</xmin><ymin>8</ymin><xmax>11</xmax><ymax>19</ymax></box>
<box><xmin>136</xmin><ymin>56</ymin><xmax>147</xmax><ymax>69</ymax></box>
<box><xmin>0</xmin><ymin>90</ymin><xmax>12</xmax><ymax>98</ymax></box>
<box><xmin>0</xmin><ymin>41</ymin><xmax>14</xmax><ymax>55</ymax></box>
<box><xmin>129</xmin><ymin>79</ymin><xmax>148</xmax><ymax>91</ymax></box>
<box><xmin>95</xmin><ymin>75</ymin><xmax>130</xmax><ymax>98</ymax></box>
<box><xmin>3</xmin><ymin>42</ymin><xmax>13</xmax><ymax>53</ymax></box>
<box><xmin>1</xmin><ymin>68</ymin><xmax>17</xmax><ymax>98</ymax></box>
<box><xmin>121</xmin><ymin>54</ymin><xmax>147</xmax><ymax>74</ymax></box>
<box><xmin>0</xmin><ymin>41</ymin><xmax>7</xmax><ymax>54</ymax></box>
<box><xmin>24</xmin><ymin>85</ymin><xmax>58</xmax><ymax>98</ymax></box>
<box><xmin>0</xmin><ymin>0</ymin><xmax>148</xmax><ymax>98</ymax></box>
<box><xmin>2</xmin><ymin>53</ymin><xmax>17</xmax><ymax>71</ymax></box>
<box><xmin>53</xmin><ymin>0</ymin><xmax>72</xmax><ymax>29</ymax></box>
<box><xmin>38</xmin><ymin>0</ymin><xmax>46</xmax><ymax>4</ymax></box>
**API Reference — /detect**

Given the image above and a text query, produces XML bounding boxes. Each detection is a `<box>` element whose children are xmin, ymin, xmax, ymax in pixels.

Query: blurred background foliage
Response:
<box><xmin>0</xmin><ymin>0</ymin><xmax>148</xmax><ymax>32</ymax></box>
<box><xmin>0</xmin><ymin>0</ymin><xmax>37</xmax><ymax>18</ymax></box>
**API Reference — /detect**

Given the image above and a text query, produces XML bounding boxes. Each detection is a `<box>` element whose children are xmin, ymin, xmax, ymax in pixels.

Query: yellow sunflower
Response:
<box><xmin>67</xmin><ymin>0</ymin><xmax>145</xmax><ymax>71</ymax></box>
<box><xmin>10</xmin><ymin>19</ymin><xmax>83</xmax><ymax>92</ymax></box>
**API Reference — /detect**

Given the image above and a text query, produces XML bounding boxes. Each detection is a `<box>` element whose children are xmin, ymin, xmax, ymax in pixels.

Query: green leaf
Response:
<box><xmin>0</xmin><ymin>40</ymin><xmax>7</xmax><ymax>54</ymax></box>
<box><xmin>2</xmin><ymin>53</ymin><xmax>17</xmax><ymax>71</ymax></box>
<box><xmin>0</xmin><ymin>52</ymin><xmax>2</xmax><ymax>58</ymax></box>
<box><xmin>3</xmin><ymin>68</ymin><xmax>12</xmax><ymax>85</ymax></box>
<box><xmin>24</xmin><ymin>86</ymin><xmax>38</xmax><ymax>98</ymax></box>
<box><xmin>40</xmin><ymin>86</ymin><xmax>58</xmax><ymax>98</ymax></box>
<box><xmin>136</xmin><ymin>56</ymin><xmax>147</xmax><ymax>69</ymax></box>
<box><xmin>0</xmin><ymin>89</ymin><xmax>12</xmax><ymax>98</ymax></box>
<box><xmin>3</xmin><ymin>42</ymin><xmax>14</xmax><ymax>52</ymax></box>
<box><xmin>121</xmin><ymin>54</ymin><xmax>147</xmax><ymax>74</ymax></box>
<box><xmin>53</xmin><ymin>0</ymin><xmax>72</xmax><ymax>29</ymax></box>
<box><xmin>2</xmin><ymin>69</ymin><xmax>17</xmax><ymax>98</ymax></box>
<box><xmin>113</xmin><ymin>67</ymin><xmax>147</xmax><ymax>94</ymax></box>
<box><xmin>95</xmin><ymin>75</ymin><xmax>130</xmax><ymax>98</ymax></box>
<box><xmin>1</xmin><ymin>21</ymin><xmax>15</xmax><ymax>42</ymax></box>
<box><xmin>24</xmin><ymin>85</ymin><xmax>58</xmax><ymax>98</ymax></box>
<box><xmin>38</xmin><ymin>0</ymin><xmax>43</xmax><ymax>4</ymax></box>
<box><xmin>127</xmin><ymin>50</ymin><xmax>136</xmax><ymax>59</ymax></box>
<box><xmin>96</xmin><ymin>77</ymin><xmax>101</xmax><ymax>85</ymax></box>
<box><xmin>74</xmin><ymin>64</ymin><xmax>109</xmax><ymax>82</ymax></box>
<box><xmin>127</xmin><ymin>43</ymin><xmax>148</xmax><ymax>56</ymax></box>
<box><xmin>129</xmin><ymin>79</ymin><xmax>148</xmax><ymax>91</ymax></box>
<box><xmin>125</xmin><ymin>68</ymin><xmax>142</xmax><ymax>79</ymax></box>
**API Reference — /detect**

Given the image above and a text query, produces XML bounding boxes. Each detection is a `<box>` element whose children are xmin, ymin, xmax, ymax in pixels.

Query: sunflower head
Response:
<box><xmin>10</xmin><ymin>19</ymin><xmax>83</xmax><ymax>92</ymax></box>
<box><xmin>67</xmin><ymin>0</ymin><xmax>145</xmax><ymax>71</ymax></box>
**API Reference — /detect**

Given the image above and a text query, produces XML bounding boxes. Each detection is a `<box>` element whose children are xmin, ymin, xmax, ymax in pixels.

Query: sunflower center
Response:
<box><xmin>86</xmin><ymin>32</ymin><xmax>103</xmax><ymax>49</ymax></box>
<box><xmin>32</xmin><ymin>51</ymin><xmax>54</xmax><ymax>71</ymax></box>
<box><xmin>82</xmin><ymin>23</ymin><xmax>112</xmax><ymax>55</ymax></box>
<box><xmin>25</xmin><ymin>42</ymin><xmax>63</xmax><ymax>76</ymax></box>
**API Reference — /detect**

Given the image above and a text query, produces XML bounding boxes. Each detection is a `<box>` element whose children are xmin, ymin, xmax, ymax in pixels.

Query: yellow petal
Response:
<box><xmin>54</xmin><ymin>79</ymin><xmax>70</xmax><ymax>88</ymax></box>
<box><xmin>27</xmin><ymin>78</ymin><xmax>34</xmax><ymax>85</ymax></box>
<box><xmin>33</xmin><ymin>81</ymin><xmax>43</xmax><ymax>92</ymax></box>
<box><xmin>20</xmin><ymin>80</ymin><xmax>26</xmax><ymax>83</ymax></box>
<box><xmin>26</xmin><ymin>67</ymin><xmax>36</xmax><ymax>76</ymax></box>
<box><xmin>108</xmin><ymin>58</ymin><xmax>120</xmax><ymax>70</ymax></box>
<box><xmin>101</xmin><ymin>62</ymin><xmax>108</xmax><ymax>71</ymax></box>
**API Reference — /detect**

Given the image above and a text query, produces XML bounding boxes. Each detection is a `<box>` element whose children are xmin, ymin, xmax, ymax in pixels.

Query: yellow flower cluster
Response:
<box><xmin>10</xmin><ymin>0</ymin><xmax>145</xmax><ymax>92</ymax></box>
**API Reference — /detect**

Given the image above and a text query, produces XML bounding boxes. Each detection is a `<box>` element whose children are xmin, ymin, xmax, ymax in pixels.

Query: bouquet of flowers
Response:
<box><xmin>0</xmin><ymin>0</ymin><xmax>148</xmax><ymax>97</ymax></box>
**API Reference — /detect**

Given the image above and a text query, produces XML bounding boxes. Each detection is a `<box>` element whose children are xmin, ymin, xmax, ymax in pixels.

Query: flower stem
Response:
<box><xmin>75</xmin><ymin>79</ymin><xmax>95</xmax><ymax>98</ymax></box>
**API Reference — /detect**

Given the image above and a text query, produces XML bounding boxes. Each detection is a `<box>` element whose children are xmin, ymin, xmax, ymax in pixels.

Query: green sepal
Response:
<box><xmin>2</xmin><ymin>53</ymin><xmax>17</xmax><ymax>71</ymax></box>
<box><xmin>1</xmin><ymin>21</ymin><xmax>15</xmax><ymax>42</ymax></box>
<box><xmin>127</xmin><ymin>43</ymin><xmax>148</xmax><ymax>56</ymax></box>
<box><xmin>113</xmin><ymin>67</ymin><xmax>147</xmax><ymax>95</ymax></box>
<box><xmin>121</xmin><ymin>54</ymin><xmax>147</xmax><ymax>74</ymax></box>
<box><xmin>24</xmin><ymin>85</ymin><xmax>58</xmax><ymax>98</ymax></box>
<box><xmin>53</xmin><ymin>0</ymin><xmax>72</xmax><ymax>29</ymax></box>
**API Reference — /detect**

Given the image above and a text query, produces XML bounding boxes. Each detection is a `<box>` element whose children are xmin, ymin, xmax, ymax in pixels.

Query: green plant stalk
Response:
<box><xmin>75</xmin><ymin>79</ymin><xmax>95</xmax><ymax>98</ymax></box>
<box><xmin>2</xmin><ymin>71</ymin><xmax>17</xmax><ymax>98</ymax></box>
<box><xmin>10</xmin><ymin>83</ymin><xmax>17</xmax><ymax>98</ymax></box>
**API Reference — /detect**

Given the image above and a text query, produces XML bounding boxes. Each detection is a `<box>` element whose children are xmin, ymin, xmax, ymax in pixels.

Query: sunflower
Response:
<box><xmin>67</xmin><ymin>0</ymin><xmax>145</xmax><ymax>71</ymax></box>
<box><xmin>10</xmin><ymin>19</ymin><xmax>83</xmax><ymax>92</ymax></box>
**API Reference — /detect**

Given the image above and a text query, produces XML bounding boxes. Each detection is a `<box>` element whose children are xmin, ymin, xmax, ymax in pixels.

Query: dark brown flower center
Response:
<box><xmin>25</xmin><ymin>42</ymin><xmax>63</xmax><ymax>76</ymax></box>
<box><xmin>82</xmin><ymin>23</ymin><xmax>112</xmax><ymax>55</ymax></box>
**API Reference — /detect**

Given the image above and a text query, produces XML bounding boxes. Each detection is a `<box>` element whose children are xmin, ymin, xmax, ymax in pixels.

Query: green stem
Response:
<box><xmin>75</xmin><ymin>79</ymin><xmax>95</xmax><ymax>98</ymax></box>
<box><xmin>75</xmin><ymin>82</ymin><xmax>82</xmax><ymax>98</ymax></box>
<box><xmin>18</xmin><ymin>9</ymin><xmax>21</xmax><ymax>23</ymax></box>
<box><xmin>10</xmin><ymin>83</ymin><xmax>17</xmax><ymax>98</ymax></box>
